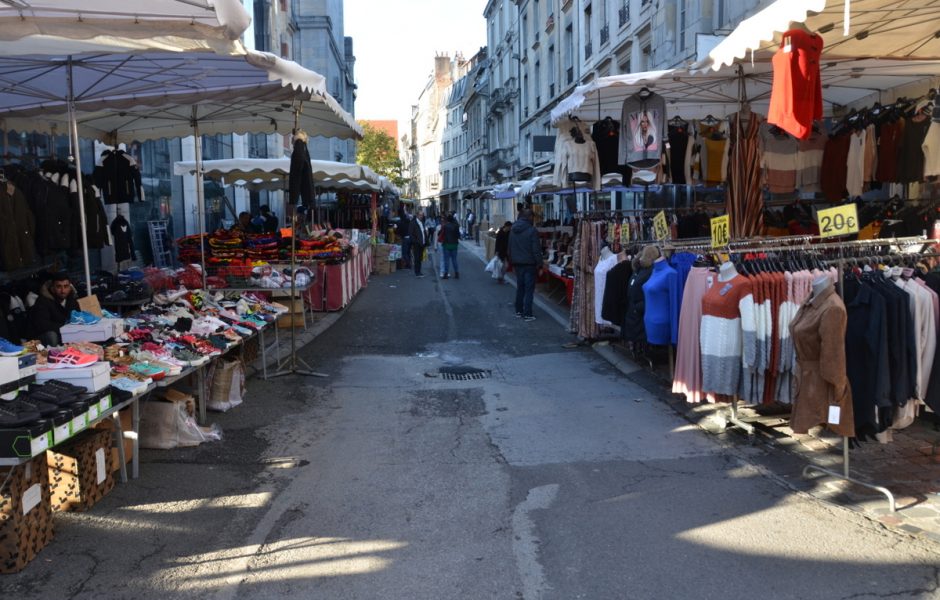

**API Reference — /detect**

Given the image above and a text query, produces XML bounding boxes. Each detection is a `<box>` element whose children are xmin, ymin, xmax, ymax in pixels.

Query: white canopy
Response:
<box><xmin>225</xmin><ymin>177</ymin><xmax>381</xmax><ymax>193</ymax></box>
<box><xmin>550</xmin><ymin>57</ymin><xmax>940</xmax><ymax>125</ymax></box>
<box><xmin>0</xmin><ymin>51</ymin><xmax>362</xmax><ymax>140</ymax></box>
<box><xmin>173</xmin><ymin>158</ymin><xmax>377</xmax><ymax>182</ymax></box>
<box><xmin>704</xmin><ymin>0</ymin><xmax>940</xmax><ymax>72</ymax></box>
<box><xmin>0</xmin><ymin>0</ymin><xmax>251</xmax><ymax>56</ymax></box>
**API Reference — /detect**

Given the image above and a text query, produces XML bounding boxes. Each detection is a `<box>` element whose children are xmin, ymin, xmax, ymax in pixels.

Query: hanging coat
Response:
<box><xmin>789</xmin><ymin>285</ymin><xmax>855</xmax><ymax>437</ymax></box>
<box><xmin>0</xmin><ymin>183</ymin><xmax>36</xmax><ymax>271</ymax></box>
<box><xmin>288</xmin><ymin>138</ymin><xmax>314</xmax><ymax>206</ymax></box>
<box><xmin>110</xmin><ymin>214</ymin><xmax>137</xmax><ymax>263</ymax></box>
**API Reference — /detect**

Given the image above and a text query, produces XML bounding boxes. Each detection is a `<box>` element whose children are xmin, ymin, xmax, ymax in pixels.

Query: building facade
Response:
<box><xmin>483</xmin><ymin>0</ymin><xmax>522</xmax><ymax>189</ymax></box>
<box><xmin>409</xmin><ymin>54</ymin><xmax>471</xmax><ymax>207</ymax></box>
<box><xmin>438</xmin><ymin>50</ymin><xmax>489</xmax><ymax>219</ymax></box>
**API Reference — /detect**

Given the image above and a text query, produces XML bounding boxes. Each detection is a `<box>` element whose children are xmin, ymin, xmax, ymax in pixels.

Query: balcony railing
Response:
<box><xmin>566</xmin><ymin>67</ymin><xmax>573</xmax><ymax>84</ymax></box>
<box><xmin>546</xmin><ymin>14</ymin><xmax>555</xmax><ymax>33</ymax></box>
<box><xmin>600</xmin><ymin>23</ymin><xmax>609</xmax><ymax>45</ymax></box>
<box><xmin>619</xmin><ymin>6</ymin><xmax>629</xmax><ymax>27</ymax></box>
<box><xmin>584</xmin><ymin>41</ymin><xmax>592</xmax><ymax>59</ymax></box>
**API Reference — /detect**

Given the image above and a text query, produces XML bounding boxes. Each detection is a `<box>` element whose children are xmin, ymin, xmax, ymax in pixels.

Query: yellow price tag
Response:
<box><xmin>710</xmin><ymin>214</ymin><xmax>730</xmax><ymax>248</ymax></box>
<box><xmin>653</xmin><ymin>210</ymin><xmax>670</xmax><ymax>241</ymax></box>
<box><xmin>817</xmin><ymin>204</ymin><xmax>859</xmax><ymax>238</ymax></box>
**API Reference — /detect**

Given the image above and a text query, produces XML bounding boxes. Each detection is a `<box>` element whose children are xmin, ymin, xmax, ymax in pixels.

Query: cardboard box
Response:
<box><xmin>46</xmin><ymin>429</ymin><xmax>114</xmax><ymax>513</ymax></box>
<box><xmin>277</xmin><ymin>313</ymin><xmax>306</xmax><ymax>329</ymax></box>
<box><xmin>61</xmin><ymin>318</ymin><xmax>124</xmax><ymax>343</ymax></box>
<box><xmin>0</xmin><ymin>455</ymin><xmax>55</xmax><ymax>573</ymax></box>
<box><xmin>95</xmin><ymin>409</ymin><xmax>134</xmax><ymax>473</ymax></box>
<box><xmin>37</xmin><ymin>361</ymin><xmax>111</xmax><ymax>393</ymax></box>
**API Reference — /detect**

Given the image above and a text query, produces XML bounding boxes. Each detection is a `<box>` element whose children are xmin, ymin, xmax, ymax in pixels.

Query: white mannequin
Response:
<box><xmin>599</xmin><ymin>246</ymin><xmax>613</xmax><ymax>261</ymax></box>
<box><xmin>810</xmin><ymin>275</ymin><xmax>832</xmax><ymax>301</ymax></box>
<box><xmin>717</xmin><ymin>261</ymin><xmax>738</xmax><ymax>282</ymax></box>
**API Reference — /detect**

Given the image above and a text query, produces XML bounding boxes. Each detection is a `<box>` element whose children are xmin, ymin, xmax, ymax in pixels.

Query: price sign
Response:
<box><xmin>710</xmin><ymin>214</ymin><xmax>730</xmax><ymax>248</ymax></box>
<box><xmin>817</xmin><ymin>204</ymin><xmax>859</xmax><ymax>238</ymax></box>
<box><xmin>653</xmin><ymin>210</ymin><xmax>670</xmax><ymax>241</ymax></box>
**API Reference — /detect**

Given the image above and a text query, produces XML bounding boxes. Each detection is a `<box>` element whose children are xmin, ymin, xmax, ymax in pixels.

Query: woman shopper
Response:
<box><xmin>494</xmin><ymin>221</ymin><xmax>512</xmax><ymax>284</ymax></box>
<box><xmin>441</xmin><ymin>212</ymin><xmax>461</xmax><ymax>279</ymax></box>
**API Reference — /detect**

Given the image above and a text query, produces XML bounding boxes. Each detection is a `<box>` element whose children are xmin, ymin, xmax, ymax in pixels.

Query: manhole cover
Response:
<box><xmin>439</xmin><ymin>366</ymin><xmax>492</xmax><ymax>381</ymax></box>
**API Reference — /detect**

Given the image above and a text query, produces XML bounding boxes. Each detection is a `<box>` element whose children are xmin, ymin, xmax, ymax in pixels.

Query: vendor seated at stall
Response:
<box><xmin>233</xmin><ymin>211</ymin><xmax>256</xmax><ymax>234</ymax></box>
<box><xmin>29</xmin><ymin>272</ymin><xmax>79</xmax><ymax>346</ymax></box>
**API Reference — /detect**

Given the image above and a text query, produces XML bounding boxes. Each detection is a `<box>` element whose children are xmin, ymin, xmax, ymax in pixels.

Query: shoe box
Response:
<box><xmin>0</xmin><ymin>419</ymin><xmax>53</xmax><ymax>461</ymax></box>
<box><xmin>0</xmin><ymin>353</ymin><xmax>37</xmax><ymax>391</ymax></box>
<box><xmin>0</xmin><ymin>454</ymin><xmax>55</xmax><ymax>573</ymax></box>
<box><xmin>37</xmin><ymin>362</ymin><xmax>111</xmax><ymax>394</ymax></box>
<box><xmin>46</xmin><ymin>429</ymin><xmax>114</xmax><ymax>513</ymax></box>
<box><xmin>61</xmin><ymin>318</ymin><xmax>125</xmax><ymax>343</ymax></box>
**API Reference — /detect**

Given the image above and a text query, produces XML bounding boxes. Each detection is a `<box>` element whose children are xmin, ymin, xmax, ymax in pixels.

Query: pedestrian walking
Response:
<box><xmin>397</xmin><ymin>205</ymin><xmax>412</xmax><ymax>269</ymax></box>
<box><xmin>441</xmin><ymin>212</ymin><xmax>461</xmax><ymax>279</ymax></box>
<box><xmin>509</xmin><ymin>208</ymin><xmax>542</xmax><ymax>321</ymax></box>
<box><xmin>494</xmin><ymin>221</ymin><xmax>512</xmax><ymax>284</ymax></box>
<box><xmin>410</xmin><ymin>210</ymin><xmax>429</xmax><ymax>277</ymax></box>
<box><xmin>465</xmin><ymin>209</ymin><xmax>475</xmax><ymax>240</ymax></box>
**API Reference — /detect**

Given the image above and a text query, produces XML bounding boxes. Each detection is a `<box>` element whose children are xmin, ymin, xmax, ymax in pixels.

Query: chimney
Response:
<box><xmin>434</xmin><ymin>53</ymin><xmax>451</xmax><ymax>81</ymax></box>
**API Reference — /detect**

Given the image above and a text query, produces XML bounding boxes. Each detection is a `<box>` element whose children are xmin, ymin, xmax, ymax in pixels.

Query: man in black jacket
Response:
<box><xmin>28</xmin><ymin>273</ymin><xmax>79</xmax><ymax>345</ymax></box>
<box><xmin>508</xmin><ymin>209</ymin><xmax>543</xmax><ymax>321</ymax></box>
<box><xmin>409</xmin><ymin>210</ymin><xmax>429</xmax><ymax>277</ymax></box>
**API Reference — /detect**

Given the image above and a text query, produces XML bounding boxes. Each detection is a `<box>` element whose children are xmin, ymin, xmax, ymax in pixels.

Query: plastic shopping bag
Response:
<box><xmin>485</xmin><ymin>256</ymin><xmax>498</xmax><ymax>274</ymax></box>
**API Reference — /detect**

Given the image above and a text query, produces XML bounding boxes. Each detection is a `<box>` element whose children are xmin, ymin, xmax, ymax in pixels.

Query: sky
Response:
<box><xmin>344</xmin><ymin>0</ymin><xmax>488</xmax><ymax>139</ymax></box>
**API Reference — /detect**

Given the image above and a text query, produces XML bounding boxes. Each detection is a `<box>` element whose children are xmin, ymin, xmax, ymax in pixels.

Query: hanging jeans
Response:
<box><xmin>514</xmin><ymin>265</ymin><xmax>537</xmax><ymax>317</ymax></box>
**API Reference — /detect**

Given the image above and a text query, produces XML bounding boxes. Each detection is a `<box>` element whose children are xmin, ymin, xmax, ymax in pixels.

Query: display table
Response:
<box><xmin>304</xmin><ymin>244</ymin><xmax>373</xmax><ymax>311</ymax></box>
<box><xmin>0</xmin><ymin>390</ymin><xmax>143</xmax><ymax>483</ymax></box>
<box><xmin>540</xmin><ymin>269</ymin><xmax>574</xmax><ymax>305</ymax></box>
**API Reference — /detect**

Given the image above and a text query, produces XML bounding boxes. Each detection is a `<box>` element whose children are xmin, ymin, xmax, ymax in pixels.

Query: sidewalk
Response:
<box><xmin>459</xmin><ymin>239</ymin><xmax>940</xmax><ymax>545</ymax></box>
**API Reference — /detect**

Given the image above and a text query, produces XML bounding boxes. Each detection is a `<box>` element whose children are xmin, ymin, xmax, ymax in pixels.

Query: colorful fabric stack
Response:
<box><xmin>176</xmin><ymin>234</ymin><xmax>207</xmax><ymax>264</ymax></box>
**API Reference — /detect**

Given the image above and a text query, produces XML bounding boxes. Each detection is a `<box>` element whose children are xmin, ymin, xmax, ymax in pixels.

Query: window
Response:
<box><xmin>534</xmin><ymin>60</ymin><xmax>541</xmax><ymax>108</ymax></box>
<box><xmin>584</xmin><ymin>5</ymin><xmax>593</xmax><ymax>43</ymax></box>
<box><xmin>564</xmin><ymin>24</ymin><xmax>573</xmax><ymax>70</ymax></box>
<box><xmin>617</xmin><ymin>49</ymin><xmax>631</xmax><ymax>75</ymax></box>
<box><xmin>533</xmin><ymin>0</ymin><xmax>540</xmax><ymax>32</ymax></box>
<box><xmin>523</xmin><ymin>73</ymin><xmax>529</xmax><ymax>116</ymax></box>
<box><xmin>522</xmin><ymin>14</ymin><xmax>528</xmax><ymax>50</ymax></box>
<box><xmin>679</xmin><ymin>0</ymin><xmax>687</xmax><ymax>52</ymax></box>
<box><xmin>279</xmin><ymin>0</ymin><xmax>287</xmax><ymax>12</ymax></box>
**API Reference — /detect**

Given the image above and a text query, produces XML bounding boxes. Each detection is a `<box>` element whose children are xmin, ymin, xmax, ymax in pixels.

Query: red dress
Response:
<box><xmin>768</xmin><ymin>29</ymin><xmax>823</xmax><ymax>140</ymax></box>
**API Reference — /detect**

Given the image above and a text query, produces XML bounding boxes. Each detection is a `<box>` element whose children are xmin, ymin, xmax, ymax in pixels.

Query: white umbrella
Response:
<box><xmin>174</xmin><ymin>157</ymin><xmax>374</xmax><ymax>182</ymax></box>
<box><xmin>0</xmin><ymin>51</ymin><xmax>362</xmax><ymax>291</ymax></box>
<box><xmin>0</xmin><ymin>0</ymin><xmax>250</xmax><ymax>56</ymax></box>
<box><xmin>704</xmin><ymin>0</ymin><xmax>940</xmax><ymax>72</ymax></box>
<box><xmin>551</xmin><ymin>57</ymin><xmax>940</xmax><ymax>125</ymax></box>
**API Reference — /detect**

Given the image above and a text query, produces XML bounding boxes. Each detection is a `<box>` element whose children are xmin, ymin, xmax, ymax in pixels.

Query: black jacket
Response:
<box><xmin>409</xmin><ymin>218</ymin><xmax>428</xmax><ymax>246</ymax></box>
<box><xmin>601</xmin><ymin>260</ymin><xmax>633</xmax><ymax>327</ymax></box>
<box><xmin>33</xmin><ymin>177</ymin><xmax>73</xmax><ymax>254</ymax></box>
<box><xmin>110</xmin><ymin>215</ymin><xmax>137</xmax><ymax>263</ymax></box>
<box><xmin>508</xmin><ymin>218</ymin><xmax>542</xmax><ymax>266</ymax></box>
<box><xmin>622</xmin><ymin>266</ymin><xmax>653</xmax><ymax>343</ymax></box>
<box><xmin>72</xmin><ymin>178</ymin><xmax>110</xmax><ymax>251</ymax></box>
<box><xmin>95</xmin><ymin>150</ymin><xmax>142</xmax><ymax>204</ymax></box>
<box><xmin>495</xmin><ymin>228</ymin><xmax>510</xmax><ymax>260</ymax></box>
<box><xmin>287</xmin><ymin>139</ymin><xmax>314</xmax><ymax>206</ymax></box>
<box><xmin>442</xmin><ymin>220</ymin><xmax>460</xmax><ymax>245</ymax></box>
<box><xmin>29</xmin><ymin>280</ymin><xmax>79</xmax><ymax>337</ymax></box>
<box><xmin>0</xmin><ymin>184</ymin><xmax>36</xmax><ymax>271</ymax></box>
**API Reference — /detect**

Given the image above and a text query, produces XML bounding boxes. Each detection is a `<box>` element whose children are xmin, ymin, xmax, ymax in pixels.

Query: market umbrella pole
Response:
<box><xmin>192</xmin><ymin>109</ymin><xmax>208</xmax><ymax>291</ymax></box>
<box><xmin>270</xmin><ymin>209</ymin><xmax>326</xmax><ymax>379</ymax></box>
<box><xmin>67</xmin><ymin>58</ymin><xmax>93</xmax><ymax>296</ymax></box>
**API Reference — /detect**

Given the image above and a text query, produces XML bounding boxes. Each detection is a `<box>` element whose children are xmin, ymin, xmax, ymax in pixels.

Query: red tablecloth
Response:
<box><xmin>303</xmin><ymin>245</ymin><xmax>373</xmax><ymax>311</ymax></box>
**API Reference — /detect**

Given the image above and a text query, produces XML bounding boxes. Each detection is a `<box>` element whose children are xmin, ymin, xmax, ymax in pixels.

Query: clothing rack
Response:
<box><xmin>736</xmin><ymin>238</ymin><xmax>931</xmax><ymax>512</ymax></box>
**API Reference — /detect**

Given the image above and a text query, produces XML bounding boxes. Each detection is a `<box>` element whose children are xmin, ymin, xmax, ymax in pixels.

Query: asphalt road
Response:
<box><xmin>3</xmin><ymin>248</ymin><xmax>939</xmax><ymax>599</ymax></box>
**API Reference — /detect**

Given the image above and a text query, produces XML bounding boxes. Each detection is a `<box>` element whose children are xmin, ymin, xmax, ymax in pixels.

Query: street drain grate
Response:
<box><xmin>439</xmin><ymin>366</ymin><xmax>492</xmax><ymax>381</ymax></box>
